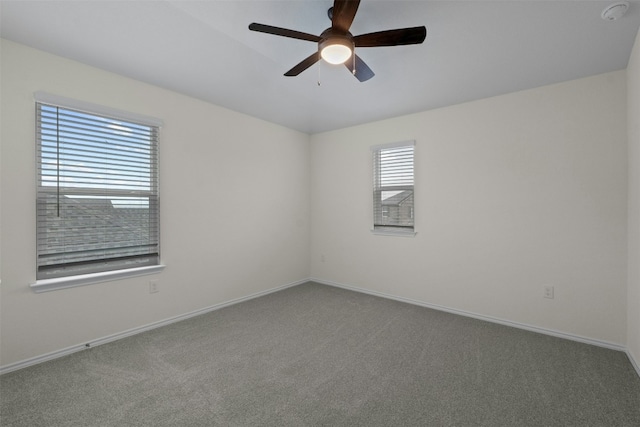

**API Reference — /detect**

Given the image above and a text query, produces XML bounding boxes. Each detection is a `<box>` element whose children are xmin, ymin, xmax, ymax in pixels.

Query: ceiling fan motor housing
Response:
<box><xmin>319</xmin><ymin>29</ymin><xmax>355</xmax><ymax>64</ymax></box>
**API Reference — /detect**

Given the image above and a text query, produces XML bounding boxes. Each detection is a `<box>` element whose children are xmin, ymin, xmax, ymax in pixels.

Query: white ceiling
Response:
<box><xmin>1</xmin><ymin>1</ymin><xmax>639</xmax><ymax>134</ymax></box>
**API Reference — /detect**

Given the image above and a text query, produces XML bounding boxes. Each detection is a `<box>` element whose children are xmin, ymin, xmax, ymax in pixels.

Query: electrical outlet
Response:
<box><xmin>149</xmin><ymin>280</ymin><xmax>159</xmax><ymax>294</ymax></box>
<box><xmin>321</xmin><ymin>254</ymin><xmax>326</xmax><ymax>263</ymax></box>
<box><xmin>543</xmin><ymin>285</ymin><xmax>554</xmax><ymax>299</ymax></box>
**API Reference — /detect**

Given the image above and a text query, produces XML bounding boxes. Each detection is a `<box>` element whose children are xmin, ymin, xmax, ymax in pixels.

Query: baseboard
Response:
<box><xmin>4</xmin><ymin>277</ymin><xmax>636</xmax><ymax>379</ymax></box>
<box><xmin>627</xmin><ymin>349</ymin><xmax>640</xmax><ymax>378</ymax></box>
<box><xmin>311</xmin><ymin>277</ymin><xmax>627</xmax><ymax>353</ymax></box>
<box><xmin>0</xmin><ymin>278</ymin><xmax>307</xmax><ymax>375</ymax></box>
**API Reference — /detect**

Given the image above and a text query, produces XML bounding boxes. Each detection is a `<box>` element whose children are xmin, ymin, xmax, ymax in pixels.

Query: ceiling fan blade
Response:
<box><xmin>354</xmin><ymin>26</ymin><xmax>427</xmax><ymax>47</ymax></box>
<box><xmin>284</xmin><ymin>52</ymin><xmax>321</xmax><ymax>76</ymax></box>
<box><xmin>249</xmin><ymin>23</ymin><xmax>321</xmax><ymax>43</ymax></box>
<box><xmin>345</xmin><ymin>54</ymin><xmax>374</xmax><ymax>82</ymax></box>
<box><xmin>332</xmin><ymin>0</ymin><xmax>360</xmax><ymax>33</ymax></box>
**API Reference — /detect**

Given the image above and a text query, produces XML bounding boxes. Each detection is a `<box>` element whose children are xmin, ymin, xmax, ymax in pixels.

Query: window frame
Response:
<box><xmin>371</xmin><ymin>140</ymin><xmax>416</xmax><ymax>237</ymax></box>
<box><xmin>31</xmin><ymin>92</ymin><xmax>165</xmax><ymax>293</ymax></box>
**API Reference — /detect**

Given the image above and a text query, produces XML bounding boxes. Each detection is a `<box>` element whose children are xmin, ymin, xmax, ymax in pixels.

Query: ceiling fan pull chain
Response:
<box><xmin>352</xmin><ymin>53</ymin><xmax>356</xmax><ymax>75</ymax></box>
<box><xmin>318</xmin><ymin>61</ymin><xmax>321</xmax><ymax>86</ymax></box>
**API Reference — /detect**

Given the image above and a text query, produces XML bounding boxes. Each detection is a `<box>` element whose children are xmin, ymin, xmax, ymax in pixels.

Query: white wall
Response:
<box><xmin>1</xmin><ymin>36</ymin><xmax>634</xmax><ymax>369</ymax></box>
<box><xmin>628</xmin><ymin>28</ymin><xmax>640</xmax><ymax>367</ymax></box>
<box><xmin>310</xmin><ymin>71</ymin><xmax>628</xmax><ymax>345</ymax></box>
<box><xmin>0</xmin><ymin>40</ymin><xmax>311</xmax><ymax>367</ymax></box>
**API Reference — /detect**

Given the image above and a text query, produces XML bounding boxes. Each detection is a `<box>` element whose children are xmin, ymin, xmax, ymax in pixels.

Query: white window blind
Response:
<box><xmin>36</xmin><ymin>99</ymin><xmax>160</xmax><ymax>280</ymax></box>
<box><xmin>372</xmin><ymin>142</ymin><xmax>415</xmax><ymax>232</ymax></box>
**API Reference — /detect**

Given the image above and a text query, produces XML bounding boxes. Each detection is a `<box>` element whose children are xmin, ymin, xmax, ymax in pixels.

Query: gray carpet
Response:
<box><xmin>1</xmin><ymin>282</ymin><xmax>639</xmax><ymax>426</ymax></box>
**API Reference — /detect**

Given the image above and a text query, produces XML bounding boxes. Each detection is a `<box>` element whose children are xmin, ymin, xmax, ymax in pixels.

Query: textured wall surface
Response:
<box><xmin>0</xmin><ymin>39</ymin><xmax>311</xmax><ymax>366</ymax></box>
<box><xmin>311</xmin><ymin>71</ymin><xmax>628</xmax><ymax>345</ymax></box>
<box><xmin>628</xmin><ymin>28</ymin><xmax>640</xmax><ymax>367</ymax></box>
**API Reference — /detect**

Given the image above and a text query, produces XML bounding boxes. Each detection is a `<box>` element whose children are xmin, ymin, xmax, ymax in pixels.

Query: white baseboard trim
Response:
<box><xmin>4</xmin><ymin>277</ymin><xmax>637</xmax><ymax>379</ymax></box>
<box><xmin>627</xmin><ymin>349</ymin><xmax>640</xmax><ymax>378</ymax></box>
<box><xmin>0</xmin><ymin>278</ymin><xmax>307</xmax><ymax>375</ymax></box>
<box><xmin>311</xmin><ymin>277</ymin><xmax>627</xmax><ymax>353</ymax></box>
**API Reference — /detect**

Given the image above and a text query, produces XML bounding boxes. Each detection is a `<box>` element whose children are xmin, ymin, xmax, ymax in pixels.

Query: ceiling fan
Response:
<box><xmin>248</xmin><ymin>0</ymin><xmax>427</xmax><ymax>82</ymax></box>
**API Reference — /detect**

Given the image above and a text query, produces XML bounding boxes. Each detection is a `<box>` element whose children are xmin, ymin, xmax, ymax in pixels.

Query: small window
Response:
<box><xmin>36</xmin><ymin>95</ymin><xmax>161</xmax><ymax>280</ymax></box>
<box><xmin>372</xmin><ymin>141</ymin><xmax>415</xmax><ymax>234</ymax></box>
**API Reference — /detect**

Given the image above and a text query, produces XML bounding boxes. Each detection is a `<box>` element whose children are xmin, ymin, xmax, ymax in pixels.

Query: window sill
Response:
<box><xmin>30</xmin><ymin>265</ymin><xmax>166</xmax><ymax>293</ymax></box>
<box><xmin>371</xmin><ymin>229</ymin><xmax>417</xmax><ymax>237</ymax></box>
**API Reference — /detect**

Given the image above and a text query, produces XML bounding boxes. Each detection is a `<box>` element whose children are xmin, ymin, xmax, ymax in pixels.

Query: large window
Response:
<box><xmin>35</xmin><ymin>94</ymin><xmax>161</xmax><ymax>281</ymax></box>
<box><xmin>372</xmin><ymin>141</ymin><xmax>415</xmax><ymax>234</ymax></box>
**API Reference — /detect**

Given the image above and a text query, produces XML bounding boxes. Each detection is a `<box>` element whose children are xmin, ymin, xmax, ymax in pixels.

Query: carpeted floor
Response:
<box><xmin>1</xmin><ymin>282</ymin><xmax>639</xmax><ymax>426</ymax></box>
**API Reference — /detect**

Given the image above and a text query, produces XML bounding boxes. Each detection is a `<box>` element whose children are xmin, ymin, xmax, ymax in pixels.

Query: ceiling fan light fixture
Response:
<box><xmin>319</xmin><ymin>37</ymin><xmax>353</xmax><ymax>64</ymax></box>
